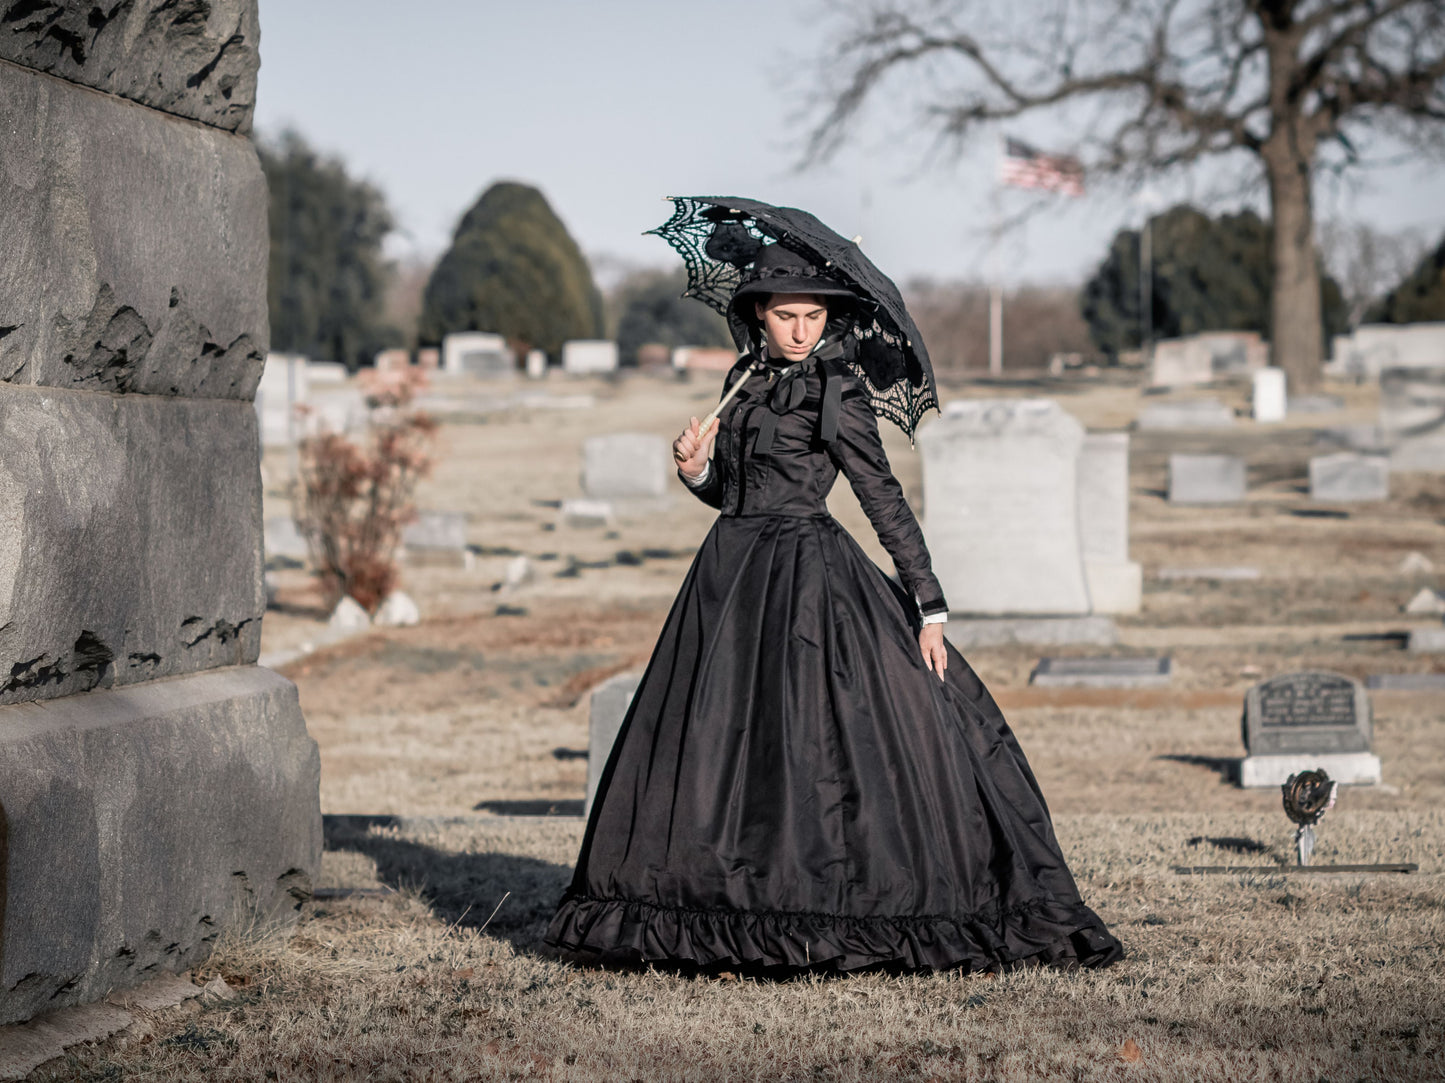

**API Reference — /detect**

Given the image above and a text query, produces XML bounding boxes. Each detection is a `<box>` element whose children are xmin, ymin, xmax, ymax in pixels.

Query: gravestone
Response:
<box><xmin>1150</xmin><ymin>338</ymin><xmax>1213</xmax><ymax>387</ymax></box>
<box><xmin>255</xmin><ymin>354</ymin><xmax>309</xmax><ymax>448</ymax></box>
<box><xmin>1137</xmin><ymin>399</ymin><xmax>1236</xmax><ymax>430</ymax></box>
<box><xmin>920</xmin><ymin>400</ymin><xmax>1091</xmax><ymax>616</ymax></box>
<box><xmin>264</xmin><ymin>517</ymin><xmax>309</xmax><ymax>563</ymax></box>
<box><xmin>1288</xmin><ymin>394</ymin><xmax>1345</xmax><ymax>414</ymax></box>
<box><xmin>562</xmin><ymin>340</ymin><xmax>619</xmax><ymax>375</ymax></box>
<box><xmin>1380</xmin><ymin>368</ymin><xmax>1445</xmax><ymax>471</ymax></box>
<box><xmin>1077</xmin><ymin>433</ymin><xmax>1141</xmax><ymax>614</ymax></box>
<box><xmin>1366</xmin><ymin>673</ymin><xmax>1445</xmax><ymax>691</ymax></box>
<box><xmin>374</xmin><ymin>348</ymin><xmax>410</xmax><ymax>372</ymax></box>
<box><xmin>582</xmin><ymin>433</ymin><xmax>670</xmax><ymax>499</ymax></box>
<box><xmin>1169</xmin><ymin>454</ymin><xmax>1246</xmax><ymax>504</ymax></box>
<box><xmin>1406</xmin><ymin>625</ymin><xmax>1445</xmax><ymax>653</ymax></box>
<box><xmin>417</xmin><ymin>347</ymin><xmax>440</xmax><ymax>370</ymax></box>
<box><xmin>1157</xmin><ymin>565</ymin><xmax>1260</xmax><ymax>580</ymax></box>
<box><xmin>442</xmin><ymin>332</ymin><xmax>515</xmax><ymax>378</ymax></box>
<box><xmin>0</xmin><ymin>5</ymin><xmax>320</xmax><ymax>1025</ymax></box>
<box><xmin>1329</xmin><ymin>322</ymin><xmax>1445</xmax><ymax>380</ymax></box>
<box><xmin>1252</xmin><ymin>367</ymin><xmax>1286</xmax><ymax>422</ymax></box>
<box><xmin>586</xmin><ymin>673</ymin><xmax>642</xmax><ymax>816</ymax></box>
<box><xmin>1030</xmin><ymin>657</ymin><xmax>1171</xmax><ymax>688</ymax></box>
<box><xmin>1239</xmin><ymin>672</ymin><xmax>1381</xmax><ymax>787</ymax></box>
<box><xmin>1309</xmin><ymin>453</ymin><xmax>1389</xmax><ymax>502</ymax></box>
<box><xmin>525</xmin><ymin>349</ymin><xmax>548</xmax><ymax>379</ymax></box>
<box><xmin>402</xmin><ymin>511</ymin><xmax>473</xmax><ymax>568</ymax></box>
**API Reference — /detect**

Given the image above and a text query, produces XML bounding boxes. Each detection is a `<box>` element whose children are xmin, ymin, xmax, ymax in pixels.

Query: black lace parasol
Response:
<box><xmin>647</xmin><ymin>196</ymin><xmax>940</xmax><ymax>440</ymax></box>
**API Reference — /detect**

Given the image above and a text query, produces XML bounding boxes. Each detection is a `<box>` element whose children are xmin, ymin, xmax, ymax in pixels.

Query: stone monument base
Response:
<box><xmin>0</xmin><ymin>666</ymin><xmax>321</xmax><ymax>1025</ymax></box>
<box><xmin>943</xmin><ymin>616</ymin><xmax>1118</xmax><ymax>649</ymax></box>
<box><xmin>1084</xmin><ymin>560</ymin><xmax>1142</xmax><ymax>614</ymax></box>
<box><xmin>1239</xmin><ymin>752</ymin><xmax>1383</xmax><ymax>789</ymax></box>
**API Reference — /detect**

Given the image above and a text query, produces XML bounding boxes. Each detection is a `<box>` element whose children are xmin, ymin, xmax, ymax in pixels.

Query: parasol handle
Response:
<box><xmin>696</xmin><ymin>360</ymin><xmax>759</xmax><ymax>439</ymax></box>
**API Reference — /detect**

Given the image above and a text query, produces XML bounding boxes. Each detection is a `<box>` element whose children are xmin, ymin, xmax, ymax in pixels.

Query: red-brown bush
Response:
<box><xmin>295</xmin><ymin>367</ymin><xmax>438</xmax><ymax>612</ymax></box>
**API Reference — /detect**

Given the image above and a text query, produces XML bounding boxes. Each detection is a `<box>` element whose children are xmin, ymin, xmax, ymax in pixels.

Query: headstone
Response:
<box><xmin>1287</xmin><ymin>394</ymin><xmax>1345</xmax><ymax>414</ymax></box>
<box><xmin>1366</xmin><ymin>673</ymin><xmax>1445</xmax><ymax>691</ymax></box>
<box><xmin>1169</xmin><ymin>454</ymin><xmax>1246</xmax><ymax>504</ymax></box>
<box><xmin>1407</xmin><ymin>626</ymin><xmax>1445</xmax><ymax>653</ymax></box>
<box><xmin>1137</xmin><ymin>399</ymin><xmax>1236</xmax><ymax>430</ymax></box>
<box><xmin>502</xmin><ymin>555</ymin><xmax>534</xmax><ymax>592</ymax></box>
<box><xmin>306</xmin><ymin>361</ymin><xmax>349</xmax><ymax>383</ymax></box>
<box><xmin>0</xmin><ymin>19</ymin><xmax>319</xmax><ymax>1023</ymax></box>
<box><xmin>1030</xmin><ymin>656</ymin><xmax>1171</xmax><ymax>688</ymax></box>
<box><xmin>442</xmin><ymin>332</ymin><xmax>515</xmax><ymax>378</ymax></box>
<box><xmin>586</xmin><ymin>673</ymin><xmax>642</xmax><ymax>816</ymax></box>
<box><xmin>637</xmin><ymin>343</ymin><xmax>671</xmax><ymax>369</ymax></box>
<box><xmin>1077</xmin><ymin>433</ymin><xmax>1140</xmax><ymax>614</ymax></box>
<box><xmin>1150</xmin><ymin>338</ymin><xmax>1213</xmax><ymax>387</ymax></box>
<box><xmin>1399</xmin><ymin>551</ymin><xmax>1435</xmax><ymax>575</ymax></box>
<box><xmin>1252</xmin><ymin>367</ymin><xmax>1286</xmax><ymax>422</ymax></box>
<box><xmin>374</xmin><ymin>348</ymin><xmax>410</xmax><ymax>372</ymax></box>
<box><xmin>264</xmin><ymin>517</ymin><xmax>308</xmax><ymax>563</ymax></box>
<box><xmin>1328</xmin><ymin>322</ymin><xmax>1445</xmax><ymax>380</ymax></box>
<box><xmin>525</xmin><ymin>349</ymin><xmax>548</xmax><ymax>379</ymax></box>
<box><xmin>563</xmin><ymin>340</ymin><xmax>620</xmax><ymax>375</ymax></box>
<box><xmin>1309</xmin><ymin>453</ymin><xmax>1389</xmax><ymax>502</ymax></box>
<box><xmin>942</xmin><ymin>616</ymin><xmax>1117</xmax><ymax>648</ymax></box>
<box><xmin>1157</xmin><ymin>565</ymin><xmax>1260</xmax><ymax>580</ymax></box>
<box><xmin>582</xmin><ymin>433</ymin><xmax>670</xmax><ymax>499</ymax></box>
<box><xmin>672</xmin><ymin>346</ymin><xmax>738</xmax><ymax>372</ymax></box>
<box><xmin>417</xmin><ymin>347</ymin><xmax>440</xmax><ymax>370</ymax></box>
<box><xmin>561</xmin><ymin>499</ymin><xmax>615</xmax><ymax>528</ymax></box>
<box><xmin>255</xmin><ymin>353</ymin><xmax>309</xmax><ymax>447</ymax></box>
<box><xmin>1381</xmin><ymin>368</ymin><xmax>1445</xmax><ymax>470</ymax></box>
<box><xmin>374</xmin><ymin>591</ymin><xmax>420</xmax><ymax>627</ymax></box>
<box><xmin>1239</xmin><ymin>671</ymin><xmax>1381</xmax><ymax>787</ymax></box>
<box><xmin>328</xmin><ymin>596</ymin><xmax>372</xmax><ymax>631</ymax></box>
<box><xmin>402</xmin><ymin>511</ymin><xmax>472</xmax><ymax>568</ymax></box>
<box><xmin>920</xmin><ymin>400</ymin><xmax>1091</xmax><ymax>615</ymax></box>
<box><xmin>1404</xmin><ymin>588</ymin><xmax>1445</xmax><ymax>615</ymax></box>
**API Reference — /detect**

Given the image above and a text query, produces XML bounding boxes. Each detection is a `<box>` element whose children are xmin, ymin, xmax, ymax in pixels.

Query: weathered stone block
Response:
<box><xmin>0</xmin><ymin>64</ymin><xmax>267</xmax><ymax>398</ymax></box>
<box><xmin>0</xmin><ymin>386</ymin><xmax>263</xmax><ymax>705</ymax></box>
<box><xmin>1168</xmin><ymin>453</ymin><xmax>1246</xmax><ymax>504</ymax></box>
<box><xmin>0</xmin><ymin>2</ymin><xmax>259</xmax><ymax>132</ymax></box>
<box><xmin>587</xmin><ymin>673</ymin><xmax>641</xmax><ymax>816</ymax></box>
<box><xmin>0</xmin><ymin>666</ymin><xmax>321</xmax><ymax>1025</ymax></box>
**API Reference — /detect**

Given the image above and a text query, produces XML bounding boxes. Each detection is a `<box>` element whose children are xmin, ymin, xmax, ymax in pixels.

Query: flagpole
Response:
<box><xmin>989</xmin><ymin>136</ymin><xmax>1003</xmax><ymax>376</ymax></box>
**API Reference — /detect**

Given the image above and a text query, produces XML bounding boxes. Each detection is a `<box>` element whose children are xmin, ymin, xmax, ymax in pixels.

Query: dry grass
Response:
<box><xmin>36</xmin><ymin>372</ymin><xmax>1443</xmax><ymax>1080</ymax></box>
<box><xmin>33</xmin><ymin>814</ymin><xmax>1445</xmax><ymax>1081</ymax></box>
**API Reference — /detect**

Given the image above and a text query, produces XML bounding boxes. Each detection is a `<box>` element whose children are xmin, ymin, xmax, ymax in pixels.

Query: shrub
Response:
<box><xmin>295</xmin><ymin>368</ymin><xmax>438</xmax><ymax>612</ymax></box>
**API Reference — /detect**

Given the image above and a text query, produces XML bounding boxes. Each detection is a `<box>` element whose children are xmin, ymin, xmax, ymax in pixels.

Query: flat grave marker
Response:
<box><xmin>1029</xmin><ymin>657</ymin><xmax>1172</xmax><ymax>688</ymax></box>
<box><xmin>1168</xmin><ymin>454</ymin><xmax>1246</xmax><ymax>504</ymax></box>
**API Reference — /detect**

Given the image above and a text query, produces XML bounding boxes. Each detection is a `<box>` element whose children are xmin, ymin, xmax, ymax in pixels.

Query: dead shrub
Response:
<box><xmin>295</xmin><ymin>367</ymin><xmax>438</xmax><ymax>612</ymax></box>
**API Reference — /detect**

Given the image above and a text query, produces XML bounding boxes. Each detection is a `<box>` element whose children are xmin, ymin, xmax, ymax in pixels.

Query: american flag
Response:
<box><xmin>998</xmin><ymin>138</ymin><xmax>1085</xmax><ymax>197</ymax></box>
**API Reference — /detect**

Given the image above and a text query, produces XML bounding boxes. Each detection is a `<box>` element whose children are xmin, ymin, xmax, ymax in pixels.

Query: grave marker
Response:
<box><xmin>586</xmin><ymin>673</ymin><xmax>642</xmax><ymax>816</ymax></box>
<box><xmin>1309</xmin><ymin>453</ymin><xmax>1389</xmax><ymax>502</ymax></box>
<box><xmin>1168</xmin><ymin>454</ymin><xmax>1246</xmax><ymax>504</ymax></box>
<box><xmin>1239</xmin><ymin>671</ymin><xmax>1381</xmax><ymax>786</ymax></box>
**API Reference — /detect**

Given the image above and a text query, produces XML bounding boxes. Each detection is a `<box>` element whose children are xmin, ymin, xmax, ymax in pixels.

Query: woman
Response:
<box><xmin>545</xmin><ymin>243</ymin><xmax>1121</xmax><ymax>973</ymax></box>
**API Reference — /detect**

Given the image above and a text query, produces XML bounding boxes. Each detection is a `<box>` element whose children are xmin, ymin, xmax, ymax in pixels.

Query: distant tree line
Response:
<box><xmin>258</xmin><ymin>132</ymin><xmax>1445</xmax><ymax>372</ymax></box>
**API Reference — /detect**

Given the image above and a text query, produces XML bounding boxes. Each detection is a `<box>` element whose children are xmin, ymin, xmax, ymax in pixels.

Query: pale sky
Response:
<box><xmin>253</xmin><ymin>0</ymin><xmax>1444</xmax><ymax>288</ymax></box>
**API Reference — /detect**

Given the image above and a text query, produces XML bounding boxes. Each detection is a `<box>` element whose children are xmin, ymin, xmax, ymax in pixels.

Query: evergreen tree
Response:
<box><xmin>1081</xmin><ymin>205</ymin><xmax>1347</xmax><ymax>359</ymax></box>
<box><xmin>613</xmin><ymin>269</ymin><xmax>732</xmax><ymax>366</ymax></box>
<box><xmin>259</xmin><ymin>130</ymin><xmax>398</xmax><ymax>368</ymax></box>
<box><xmin>419</xmin><ymin>182</ymin><xmax>603</xmax><ymax>358</ymax></box>
<box><xmin>1370</xmin><ymin>234</ymin><xmax>1445</xmax><ymax>324</ymax></box>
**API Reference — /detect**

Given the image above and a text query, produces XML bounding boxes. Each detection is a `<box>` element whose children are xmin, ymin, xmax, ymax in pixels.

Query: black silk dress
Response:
<box><xmin>545</xmin><ymin>352</ymin><xmax>1122</xmax><ymax>973</ymax></box>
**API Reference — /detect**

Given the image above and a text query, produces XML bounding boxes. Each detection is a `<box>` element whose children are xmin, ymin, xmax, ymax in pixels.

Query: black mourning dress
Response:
<box><xmin>545</xmin><ymin>351</ymin><xmax>1122</xmax><ymax>973</ymax></box>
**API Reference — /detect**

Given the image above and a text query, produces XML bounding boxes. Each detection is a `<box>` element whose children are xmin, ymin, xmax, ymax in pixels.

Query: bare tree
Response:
<box><xmin>809</xmin><ymin>0</ymin><xmax>1445</xmax><ymax>391</ymax></box>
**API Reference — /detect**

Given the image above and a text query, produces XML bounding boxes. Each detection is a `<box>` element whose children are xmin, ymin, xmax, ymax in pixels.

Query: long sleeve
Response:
<box><xmin>828</xmin><ymin>382</ymin><xmax>948</xmax><ymax>617</ymax></box>
<box><xmin>678</xmin><ymin>461</ymin><xmax>723</xmax><ymax>509</ymax></box>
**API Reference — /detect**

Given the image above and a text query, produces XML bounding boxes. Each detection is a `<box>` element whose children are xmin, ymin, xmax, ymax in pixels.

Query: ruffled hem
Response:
<box><xmin>544</xmin><ymin>891</ymin><xmax>1122</xmax><ymax>974</ymax></box>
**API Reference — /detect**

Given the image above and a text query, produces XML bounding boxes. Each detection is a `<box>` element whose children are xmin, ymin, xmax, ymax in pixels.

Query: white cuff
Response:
<box><xmin>921</xmin><ymin>610</ymin><xmax>949</xmax><ymax>626</ymax></box>
<box><xmin>681</xmin><ymin>461</ymin><xmax>711</xmax><ymax>488</ymax></box>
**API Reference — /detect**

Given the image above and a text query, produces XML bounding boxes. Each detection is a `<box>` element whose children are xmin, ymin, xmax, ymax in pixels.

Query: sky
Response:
<box><xmin>253</xmin><ymin>0</ymin><xmax>1445</xmax><ymax>289</ymax></box>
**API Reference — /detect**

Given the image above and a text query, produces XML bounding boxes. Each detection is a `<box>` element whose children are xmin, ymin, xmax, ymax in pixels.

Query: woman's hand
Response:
<box><xmin>672</xmin><ymin>416</ymin><xmax>717</xmax><ymax>479</ymax></box>
<box><xmin>919</xmin><ymin>623</ymin><xmax>947</xmax><ymax>682</ymax></box>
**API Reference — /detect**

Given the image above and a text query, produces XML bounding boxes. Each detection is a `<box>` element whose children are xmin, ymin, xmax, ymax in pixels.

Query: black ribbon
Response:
<box><xmin>752</xmin><ymin>339</ymin><xmax>846</xmax><ymax>456</ymax></box>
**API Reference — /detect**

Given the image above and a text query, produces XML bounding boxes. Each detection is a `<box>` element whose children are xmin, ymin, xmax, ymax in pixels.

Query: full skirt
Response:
<box><xmin>545</xmin><ymin>513</ymin><xmax>1122</xmax><ymax>972</ymax></box>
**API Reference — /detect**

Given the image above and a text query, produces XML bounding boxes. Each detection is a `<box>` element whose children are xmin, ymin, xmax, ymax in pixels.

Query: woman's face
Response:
<box><xmin>755</xmin><ymin>294</ymin><xmax>828</xmax><ymax>362</ymax></box>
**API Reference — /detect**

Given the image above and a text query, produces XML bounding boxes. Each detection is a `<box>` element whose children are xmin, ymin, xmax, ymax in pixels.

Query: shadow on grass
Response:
<box><xmin>1156</xmin><ymin>753</ymin><xmax>1238</xmax><ymax>785</ymax></box>
<box><xmin>322</xmin><ymin>815</ymin><xmax>573</xmax><ymax>953</ymax></box>
<box><xmin>473</xmin><ymin>799</ymin><xmax>585</xmax><ymax>816</ymax></box>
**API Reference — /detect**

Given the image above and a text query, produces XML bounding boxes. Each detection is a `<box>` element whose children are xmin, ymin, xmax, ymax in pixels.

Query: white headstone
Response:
<box><xmin>1168</xmin><ymin>454</ymin><xmax>1246</xmax><ymax>504</ymax></box>
<box><xmin>562</xmin><ymin>340</ymin><xmax>619</xmax><ymax>375</ymax></box>
<box><xmin>255</xmin><ymin>353</ymin><xmax>309</xmax><ymax>447</ymax></box>
<box><xmin>525</xmin><ymin>349</ymin><xmax>547</xmax><ymax>379</ymax></box>
<box><xmin>1150</xmin><ymin>338</ymin><xmax>1213</xmax><ymax>387</ymax></box>
<box><xmin>402</xmin><ymin>511</ymin><xmax>472</xmax><ymax>567</ymax></box>
<box><xmin>582</xmin><ymin>433</ymin><xmax>670</xmax><ymax>499</ymax></box>
<box><xmin>1309</xmin><ymin>453</ymin><xmax>1389</xmax><ymax>502</ymax></box>
<box><xmin>919</xmin><ymin>400</ymin><xmax>1091</xmax><ymax>615</ymax></box>
<box><xmin>263</xmin><ymin>517</ymin><xmax>308</xmax><ymax>562</ymax></box>
<box><xmin>1077</xmin><ymin>433</ymin><xmax>1140</xmax><ymax>614</ymax></box>
<box><xmin>1381</xmin><ymin>368</ymin><xmax>1445</xmax><ymax>471</ymax></box>
<box><xmin>1252</xmin><ymin>367</ymin><xmax>1287</xmax><ymax>422</ymax></box>
<box><xmin>442</xmin><ymin>332</ymin><xmax>515</xmax><ymax>378</ymax></box>
<box><xmin>1329</xmin><ymin>322</ymin><xmax>1445</xmax><ymax>380</ymax></box>
<box><xmin>586</xmin><ymin>673</ymin><xmax>642</xmax><ymax>816</ymax></box>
